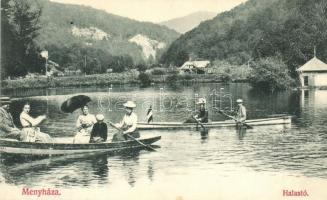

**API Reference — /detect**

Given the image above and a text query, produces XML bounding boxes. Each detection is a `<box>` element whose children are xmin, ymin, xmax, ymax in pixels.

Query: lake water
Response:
<box><xmin>1</xmin><ymin>83</ymin><xmax>327</xmax><ymax>200</ymax></box>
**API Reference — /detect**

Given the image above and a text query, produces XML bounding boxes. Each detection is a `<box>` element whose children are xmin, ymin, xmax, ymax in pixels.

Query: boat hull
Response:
<box><xmin>0</xmin><ymin>136</ymin><xmax>161</xmax><ymax>155</ymax></box>
<box><xmin>137</xmin><ymin>116</ymin><xmax>292</xmax><ymax>130</ymax></box>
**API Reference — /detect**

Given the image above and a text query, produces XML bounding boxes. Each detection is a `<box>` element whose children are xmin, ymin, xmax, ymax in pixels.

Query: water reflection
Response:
<box><xmin>147</xmin><ymin>160</ymin><xmax>154</xmax><ymax>182</ymax></box>
<box><xmin>118</xmin><ymin>150</ymin><xmax>145</xmax><ymax>187</ymax></box>
<box><xmin>1</xmin><ymin>83</ymin><xmax>327</xmax><ymax>190</ymax></box>
<box><xmin>90</xmin><ymin>154</ymin><xmax>109</xmax><ymax>185</ymax></box>
<box><xmin>236</xmin><ymin>126</ymin><xmax>247</xmax><ymax>140</ymax></box>
<box><xmin>0</xmin><ymin>148</ymin><xmax>151</xmax><ymax>187</ymax></box>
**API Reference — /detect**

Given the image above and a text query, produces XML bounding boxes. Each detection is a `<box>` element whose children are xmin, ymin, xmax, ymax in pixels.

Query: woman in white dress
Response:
<box><xmin>20</xmin><ymin>103</ymin><xmax>52</xmax><ymax>142</ymax></box>
<box><xmin>73</xmin><ymin>105</ymin><xmax>96</xmax><ymax>143</ymax></box>
<box><xmin>112</xmin><ymin>101</ymin><xmax>140</xmax><ymax>141</ymax></box>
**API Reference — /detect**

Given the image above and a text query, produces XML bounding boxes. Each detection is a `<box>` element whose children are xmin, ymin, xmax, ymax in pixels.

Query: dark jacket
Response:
<box><xmin>0</xmin><ymin>107</ymin><xmax>16</xmax><ymax>133</ymax></box>
<box><xmin>197</xmin><ymin>109</ymin><xmax>209</xmax><ymax>123</ymax></box>
<box><xmin>90</xmin><ymin>122</ymin><xmax>108</xmax><ymax>142</ymax></box>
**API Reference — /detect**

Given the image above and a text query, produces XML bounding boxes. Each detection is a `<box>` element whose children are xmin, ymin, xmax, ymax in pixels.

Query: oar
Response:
<box><xmin>218</xmin><ymin>110</ymin><xmax>253</xmax><ymax>129</ymax></box>
<box><xmin>192</xmin><ymin>116</ymin><xmax>208</xmax><ymax>136</ymax></box>
<box><xmin>108</xmin><ymin>121</ymin><xmax>156</xmax><ymax>152</ymax></box>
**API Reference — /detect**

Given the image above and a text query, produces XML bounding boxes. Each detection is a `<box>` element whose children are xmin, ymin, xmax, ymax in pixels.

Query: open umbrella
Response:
<box><xmin>61</xmin><ymin>95</ymin><xmax>91</xmax><ymax>113</ymax></box>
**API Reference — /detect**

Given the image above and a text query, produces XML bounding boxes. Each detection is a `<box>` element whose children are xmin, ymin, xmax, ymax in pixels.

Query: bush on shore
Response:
<box><xmin>210</xmin><ymin>60</ymin><xmax>251</xmax><ymax>81</ymax></box>
<box><xmin>249</xmin><ymin>57</ymin><xmax>294</xmax><ymax>93</ymax></box>
<box><xmin>150</xmin><ymin>68</ymin><xmax>167</xmax><ymax>75</ymax></box>
<box><xmin>138</xmin><ymin>73</ymin><xmax>152</xmax><ymax>87</ymax></box>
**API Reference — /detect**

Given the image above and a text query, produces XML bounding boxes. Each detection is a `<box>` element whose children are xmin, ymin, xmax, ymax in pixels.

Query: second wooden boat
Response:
<box><xmin>137</xmin><ymin>116</ymin><xmax>292</xmax><ymax>130</ymax></box>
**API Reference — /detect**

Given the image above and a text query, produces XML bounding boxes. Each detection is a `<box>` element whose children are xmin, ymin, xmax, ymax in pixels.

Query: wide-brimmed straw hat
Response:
<box><xmin>96</xmin><ymin>114</ymin><xmax>105</xmax><ymax>121</ymax></box>
<box><xmin>0</xmin><ymin>96</ymin><xmax>11</xmax><ymax>106</ymax></box>
<box><xmin>123</xmin><ymin>101</ymin><xmax>136</xmax><ymax>108</ymax></box>
<box><xmin>236</xmin><ymin>99</ymin><xmax>243</xmax><ymax>103</ymax></box>
<box><xmin>196</xmin><ymin>98</ymin><xmax>206</xmax><ymax>105</ymax></box>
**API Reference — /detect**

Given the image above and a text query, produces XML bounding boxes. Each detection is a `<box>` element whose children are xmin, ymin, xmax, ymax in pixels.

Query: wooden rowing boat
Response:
<box><xmin>0</xmin><ymin>136</ymin><xmax>161</xmax><ymax>155</ymax></box>
<box><xmin>137</xmin><ymin>116</ymin><xmax>292</xmax><ymax>130</ymax></box>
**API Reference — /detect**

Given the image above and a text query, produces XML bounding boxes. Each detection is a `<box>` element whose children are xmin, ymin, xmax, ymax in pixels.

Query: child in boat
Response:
<box><xmin>112</xmin><ymin>101</ymin><xmax>140</xmax><ymax>142</ymax></box>
<box><xmin>73</xmin><ymin>105</ymin><xmax>96</xmax><ymax>143</ymax></box>
<box><xmin>19</xmin><ymin>102</ymin><xmax>52</xmax><ymax>142</ymax></box>
<box><xmin>89</xmin><ymin>114</ymin><xmax>108</xmax><ymax>143</ymax></box>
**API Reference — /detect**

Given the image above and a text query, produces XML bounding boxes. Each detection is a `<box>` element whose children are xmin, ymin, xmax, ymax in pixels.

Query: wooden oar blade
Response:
<box><xmin>244</xmin><ymin>123</ymin><xmax>253</xmax><ymax>129</ymax></box>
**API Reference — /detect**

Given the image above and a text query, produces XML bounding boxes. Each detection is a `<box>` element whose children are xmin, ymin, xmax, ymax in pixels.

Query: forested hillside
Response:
<box><xmin>161</xmin><ymin>0</ymin><xmax>327</xmax><ymax>76</ymax></box>
<box><xmin>1</xmin><ymin>0</ymin><xmax>179</xmax><ymax>77</ymax></box>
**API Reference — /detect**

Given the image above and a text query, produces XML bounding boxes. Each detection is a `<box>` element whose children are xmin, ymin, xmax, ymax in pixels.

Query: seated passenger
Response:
<box><xmin>89</xmin><ymin>114</ymin><xmax>108</xmax><ymax>143</ymax></box>
<box><xmin>20</xmin><ymin>102</ymin><xmax>52</xmax><ymax>143</ymax></box>
<box><xmin>0</xmin><ymin>97</ymin><xmax>26</xmax><ymax>141</ymax></box>
<box><xmin>73</xmin><ymin>105</ymin><xmax>96</xmax><ymax>143</ymax></box>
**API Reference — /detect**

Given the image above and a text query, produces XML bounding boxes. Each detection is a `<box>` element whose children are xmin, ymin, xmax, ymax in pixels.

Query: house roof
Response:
<box><xmin>180</xmin><ymin>61</ymin><xmax>210</xmax><ymax>70</ymax></box>
<box><xmin>297</xmin><ymin>57</ymin><xmax>327</xmax><ymax>72</ymax></box>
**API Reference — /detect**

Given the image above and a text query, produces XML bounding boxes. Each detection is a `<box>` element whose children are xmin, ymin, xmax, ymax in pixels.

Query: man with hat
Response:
<box><xmin>89</xmin><ymin>114</ymin><xmax>108</xmax><ymax>143</ymax></box>
<box><xmin>0</xmin><ymin>97</ymin><xmax>25</xmax><ymax>140</ymax></box>
<box><xmin>235</xmin><ymin>99</ymin><xmax>246</xmax><ymax>123</ymax></box>
<box><xmin>184</xmin><ymin>98</ymin><xmax>209</xmax><ymax>124</ymax></box>
<box><xmin>194</xmin><ymin>98</ymin><xmax>209</xmax><ymax>123</ymax></box>
<box><xmin>112</xmin><ymin>101</ymin><xmax>140</xmax><ymax>141</ymax></box>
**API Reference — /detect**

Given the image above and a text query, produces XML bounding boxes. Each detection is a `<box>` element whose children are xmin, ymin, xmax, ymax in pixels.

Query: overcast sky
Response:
<box><xmin>50</xmin><ymin>0</ymin><xmax>247</xmax><ymax>23</ymax></box>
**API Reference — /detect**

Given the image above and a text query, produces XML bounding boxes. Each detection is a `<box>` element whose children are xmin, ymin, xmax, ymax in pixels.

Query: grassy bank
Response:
<box><xmin>1</xmin><ymin>72</ymin><xmax>250</xmax><ymax>89</ymax></box>
<box><xmin>2</xmin><ymin>72</ymin><xmax>139</xmax><ymax>89</ymax></box>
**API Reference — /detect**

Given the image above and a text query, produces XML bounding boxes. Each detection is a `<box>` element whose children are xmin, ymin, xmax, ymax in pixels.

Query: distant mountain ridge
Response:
<box><xmin>160</xmin><ymin>11</ymin><xmax>217</xmax><ymax>33</ymax></box>
<box><xmin>36</xmin><ymin>0</ymin><xmax>179</xmax><ymax>70</ymax></box>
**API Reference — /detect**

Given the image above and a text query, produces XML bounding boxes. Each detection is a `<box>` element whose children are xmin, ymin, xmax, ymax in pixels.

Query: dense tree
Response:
<box><xmin>1</xmin><ymin>0</ymin><xmax>43</xmax><ymax>77</ymax></box>
<box><xmin>161</xmin><ymin>0</ymin><xmax>327</xmax><ymax>80</ymax></box>
<box><xmin>248</xmin><ymin>57</ymin><xmax>294</xmax><ymax>93</ymax></box>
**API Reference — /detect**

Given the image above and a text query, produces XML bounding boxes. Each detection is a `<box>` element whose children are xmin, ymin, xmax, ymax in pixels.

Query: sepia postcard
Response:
<box><xmin>1</xmin><ymin>0</ymin><xmax>327</xmax><ymax>199</ymax></box>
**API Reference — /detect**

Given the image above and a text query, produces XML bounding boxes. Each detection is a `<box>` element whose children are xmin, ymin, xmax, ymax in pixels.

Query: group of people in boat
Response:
<box><xmin>185</xmin><ymin>97</ymin><xmax>246</xmax><ymax>125</ymax></box>
<box><xmin>0</xmin><ymin>95</ymin><xmax>247</xmax><ymax>143</ymax></box>
<box><xmin>0</xmin><ymin>96</ymin><xmax>141</xmax><ymax>144</ymax></box>
<box><xmin>72</xmin><ymin>100</ymin><xmax>139</xmax><ymax>143</ymax></box>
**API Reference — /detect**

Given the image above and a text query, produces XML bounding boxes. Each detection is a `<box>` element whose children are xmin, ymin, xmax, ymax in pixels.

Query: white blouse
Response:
<box><xmin>20</xmin><ymin>112</ymin><xmax>43</xmax><ymax>127</ymax></box>
<box><xmin>76</xmin><ymin>114</ymin><xmax>97</xmax><ymax>129</ymax></box>
<box><xmin>116</xmin><ymin>112</ymin><xmax>137</xmax><ymax>133</ymax></box>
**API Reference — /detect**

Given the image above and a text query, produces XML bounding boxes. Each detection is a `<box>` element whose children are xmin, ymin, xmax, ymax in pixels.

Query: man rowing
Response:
<box><xmin>112</xmin><ymin>101</ymin><xmax>140</xmax><ymax>141</ymax></box>
<box><xmin>194</xmin><ymin>98</ymin><xmax>209</xmax><ymax>123</ymax></box>
<box><xmin>0</xmin><ymin>97</ymin><xmax>26</xmax><ymax>140</ymax></box>
<box><xmin>235</xmin><ymin>99</ymin><xmax>246</xmax><ymax>124</ymax></box>
<box><xmin>184</xmin><ymin>98</ymin><xmax>209</xmax><ymax>124</ymax></box>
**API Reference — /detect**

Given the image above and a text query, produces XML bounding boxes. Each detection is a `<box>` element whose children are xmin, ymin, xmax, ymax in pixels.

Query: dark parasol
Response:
<box><xmin>61</xmin><ymin>95</ymin><xmax>91</xmax><ymax>113</ymax></box>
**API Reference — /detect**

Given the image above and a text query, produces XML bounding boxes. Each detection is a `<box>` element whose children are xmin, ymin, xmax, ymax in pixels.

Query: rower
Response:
<box><xmin>112</xmin><ymin>101</ymin><xmax>140</xmax><ymax>142</ymax></box>
<box><xmin>194</xmin><ymin>98</ymin><xmax>208</xmax><ymax>123</ymax></box>
<box><xmin>183</xmin><ymin>98</ymin><xmax>209</xmax><ymax>132</ymax></box>
<box><xmin>235</xmin><ymin>99</ymin><xmax>246</xmax><ymax>124</ymax></box>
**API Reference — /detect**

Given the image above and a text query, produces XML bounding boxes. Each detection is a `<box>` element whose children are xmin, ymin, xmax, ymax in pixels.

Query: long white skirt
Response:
<box><xmin>21</xmin><ymin>127</ymin><xmax>52</xmax><ymax>143</ymax></box>
<box><xmin>73</xmin><ymin>129</ymin><xmax>91</xmax><ymax>143</ymax></box>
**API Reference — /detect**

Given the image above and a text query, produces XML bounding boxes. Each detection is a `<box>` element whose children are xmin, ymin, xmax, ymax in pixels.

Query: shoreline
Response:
<box><xmin>1</xmin><ymin>73</ymin><xmax>249</xmax><ymax>90</ymax></box>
